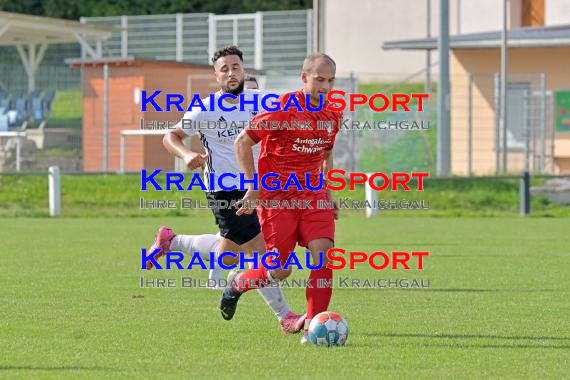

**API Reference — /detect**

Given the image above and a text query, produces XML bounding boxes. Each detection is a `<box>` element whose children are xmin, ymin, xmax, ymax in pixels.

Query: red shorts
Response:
<box><xmin>256</xmin><ymin>205</ymin><xmax>335</xmax><ymax>263</ymax></box>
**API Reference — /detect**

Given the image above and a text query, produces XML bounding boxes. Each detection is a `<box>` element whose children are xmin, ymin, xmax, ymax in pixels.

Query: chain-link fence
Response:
<box><xmin>450</xmin><ymin>72</ymin><xmax>554</xmax><ymax>176</ymax></box>
<box><xmin>0</xmin><ymin>72</ymin><xmax>436</xmax><ymax>175</ymax></box>
<box><xmin>117</xmin><ymin>73</ymin><xmax>359</xmax><ymax>174</ymax></box>
<box><xmin>0</xmin><ymin>51</ymin><xmax>557</xmax><ymax>178</ymax></box>
<box><xmin>0</xmin><ymin>10</ymin><xmax>313</xmax><ymax>94</ymax></box>
<box><xmin>0</xmin><ymin>10</ymin><xmax>314</xmax><ymax>174</ymax></box>
<box><xmin>347</xmin><ymin>71</ymin><xmax>555</xmax><ymax>176</ymax></box>
<box><xmin>82</xmin><ymin>10</ymin><xmax>312</xmax><ymax>74</ymax></box>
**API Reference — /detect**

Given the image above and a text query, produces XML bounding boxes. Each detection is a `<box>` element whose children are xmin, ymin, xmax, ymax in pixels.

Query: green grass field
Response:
<box><xmin>46</xmin><ymin>89</ymin><xmax>83</xmax><ymax>129</ymax></box>
<box><xmin>2</xmin><ymin>173</ymin><xmax>570</xmax><ymax>217</ymax></box>
<box><xmin>1</xmin><ymin>215</ymin><xmax>569</xmax><ymax>379</ymax></box>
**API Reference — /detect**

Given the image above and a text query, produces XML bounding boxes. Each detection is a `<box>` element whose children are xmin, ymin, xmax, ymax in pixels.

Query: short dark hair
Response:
<box><xmin>212</xmin><ymin>45</ymin><xmax>243</xmax><ymax>64</ymax></box>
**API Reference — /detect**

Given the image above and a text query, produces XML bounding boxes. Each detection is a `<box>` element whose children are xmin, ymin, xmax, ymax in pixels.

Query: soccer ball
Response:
<box><xmin>308</xmin><ymin>311</ymin><xmax>349</xmax><ymax>346</ymax></box>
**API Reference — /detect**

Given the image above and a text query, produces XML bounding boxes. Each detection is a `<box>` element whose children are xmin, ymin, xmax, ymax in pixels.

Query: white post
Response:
<box><xmin>494</xmin><ymin>72</ymin><xmax>501</xmax><ymax>174</ymax></box>
<box><xmin>233</xmin><ymin>17</ymin><xmax>238</xmax><ymax>45</ymax></box>
<box><xmin>437</xmin><ymin>0</ymin><xmax>451</xmax><ymax>176</ymax></box>
<box><xmin>306</xmin><ymin>9</ymin><xmax>312</xmax><ymax>55</ymax></box>
<box><xmin>79</xmin><ymin>17</ymin><xmax>87</xmax><ymax>59</ymax></box>
<box><xmin>425</xmin><ymin>0</ymin><xmax>432</xmax><ymax>93</ymax></box>
<box><xmin>176</xmin><ymin>13</ymin><xmax>183</xmax><ymax>62</ymax></box>
<box><xmin>120</xmin><ymin>132</ymin><xmax>126</xmax><ymax>173</ymax></box>
<box><xmin>208</xmin><ymin>14</ymin><xmax>216</xmax><ymax>64</ymax></box>
<box><xmin>365</xmin><ymin>172</ymin><xmax>378</xmax><ymax>218</ymax></box>
<box><xmin>523</xmin><ymin>89</ymin><xmax>530</xmax><ymax>173</ymax></box>
<box><xmin>28</xmin><ymin>44</ymin><xmax>36</xmax><ymax>92</ymax></box>
<box><xmin>16</xmin><ymin>137</ymin><xmax>21</xmax><ymax>172</ymax></box>
<box><xmin>121</xmin><ymin>15</ymin><xmax>128</xmax><ymax>58</ymax></box>
<box><xmin>500</xmin><ymin>0</ymin><xmax>509</xmax><ymax>173</ymax></box>
<box><xmin>96</xmin><ymin>40</ymin><xmax>102</xmax><ymax>58</ymax></box>
<box><xmin>467</xmin><ymin>73</ymin><xmax>473</xmax><ymax>175</ymax></box>
<box><xmin>48</xmin><ymin>166</ymin><xmax>61</xmax><ymax>217</ymax></box>
<box><xmin>540</xmin><ymin>73</ymin><xmax>547</xmax><ymax>172</ymax></box>
<box><xmin>254</xmin><ymin>12</ymin><xmax>263</xmax><ymax>70</ymax></box>
<box><xmin>103</xmin><ymin>64</ymin><xmax>109</xmax><ymax>173</ymax></box>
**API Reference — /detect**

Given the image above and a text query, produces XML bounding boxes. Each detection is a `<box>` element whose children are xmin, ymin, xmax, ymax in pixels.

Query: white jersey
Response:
<box><xmin>181</xmin><ymin>88</ymin><xmax>263</xmax><ymax>191</ymax></box>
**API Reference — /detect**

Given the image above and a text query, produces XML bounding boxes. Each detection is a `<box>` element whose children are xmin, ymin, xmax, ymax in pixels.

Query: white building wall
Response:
<box><xmin>545</xmin><ymin>0</ymin><xmax>570</xmax><ymax>26</ymax></box>
<box><xmin>320</xmin><ymin>0</ymin><xmax>569</xmax><ymax>82</ymax></box>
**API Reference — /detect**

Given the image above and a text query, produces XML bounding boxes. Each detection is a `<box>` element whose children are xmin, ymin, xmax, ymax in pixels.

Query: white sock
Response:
<box><xmin>169</xmin><ymin>233</ymin><xmax>224</xmax><ymax>286</ymax></box>
<box><xmin>258</xmin><ymin>287</ymin><xmax>290</xmax><ymax>320</ymax></box>
<box><xmin>249</xmin><ymin>262</ymin><xmax>290</xmax><ymax>320</ymax></box>
<box><xmin>170</xmin><ymin>233</ymin><xmax>220</xmax><ymax>262</ymax></box>
<box><xmin>208</xmin><ymin>248</ymin><xmax>224</xmax><ymax>285</ymax></box>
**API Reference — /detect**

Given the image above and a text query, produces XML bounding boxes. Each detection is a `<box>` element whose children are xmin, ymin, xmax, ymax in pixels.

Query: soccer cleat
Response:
<box><xmin>146</xmin><ymin>226</ymin><xmax>175</xmax><ymax>270</ymax></box>
<box><xmin>300</xmin><ymin>333</ymin><xmax>309</xmax><ymax>344</ymax></box>
<box><xmin>280</xmin><ymin>312</ymin><xmax>307</xmax><ymax>334</ymax></box>
<box><xmin>220</xmin><ymin>271</ymin><xmax>242</xmax><ymax>320</ymax></box>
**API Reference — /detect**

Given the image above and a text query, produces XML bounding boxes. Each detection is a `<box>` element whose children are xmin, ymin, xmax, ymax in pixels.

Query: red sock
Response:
<box><xmin>306</xmin><ymin>267</ymin><xmax>333</xmax><ymax>320</ymax></box>
<box><xmin>232</xmin><ymin>261</ymin><xmax>269</xmax><ymax>293</ymax></box>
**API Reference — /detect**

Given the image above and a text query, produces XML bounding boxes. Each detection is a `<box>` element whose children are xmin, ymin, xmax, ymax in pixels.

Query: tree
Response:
<box><xmin>0</xmin><ymin>0</ymin><xmax>312</xmax><ymax>20</ymax></box>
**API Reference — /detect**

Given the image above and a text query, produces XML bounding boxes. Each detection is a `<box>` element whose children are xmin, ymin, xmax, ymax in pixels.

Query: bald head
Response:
<box><xmin>301</xmin><ymin>53</ymin><xmax>337</xmax><ymax>107</ymax></box>
<box><xmin>302</xmin><ymin>53</ymin><xmax>336</xmax><ymax>74</ymax></box>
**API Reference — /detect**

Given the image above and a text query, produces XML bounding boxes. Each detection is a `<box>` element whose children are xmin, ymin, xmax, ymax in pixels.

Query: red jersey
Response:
<box><xmin>245</xmin><ymin>90</ymin><xmax>342</xmax><ymax>201</ymax></box>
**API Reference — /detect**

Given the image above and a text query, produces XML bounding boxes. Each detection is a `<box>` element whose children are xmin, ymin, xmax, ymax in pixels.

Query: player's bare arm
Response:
<box><xmin>188</xmin><ymin>133</ymin><xmax>206</xmax><ymax>155</ymax></box>
<box><xmin>163</xmin><ymin>123</ymin><xmax>208</xmax><ymax>170</ymax></box>
<box><xmin>322</xmin><ymin>149</ymin><xmax>339</xmax><ymax>219</ymax></box>
<box><xmin>234</xmin><ymin>130</ymin><xmax>259</xmax><ymax>215</ymax></box>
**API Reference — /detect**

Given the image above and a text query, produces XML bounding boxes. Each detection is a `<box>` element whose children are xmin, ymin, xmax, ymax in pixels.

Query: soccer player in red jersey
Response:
<box><xmin>222</xmin><ymin>53</ymin><xmax>342</xmax><ymax>344</ymax></box>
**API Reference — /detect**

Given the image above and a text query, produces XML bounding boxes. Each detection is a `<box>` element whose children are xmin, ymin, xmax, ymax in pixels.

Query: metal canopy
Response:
<box><xmin>0</xmin><ymin>11</ymin><xmax>115</xmax><ymax>91</ymax></box>
<box><xmin>0</xmin><ymin>11</ymin><xmax>113</xmax><ymax>46</ymax></box>
<box><xmin>383</xmin><ymin>24</ymin><xmax>570</xmax><ymax>50</ymax></box>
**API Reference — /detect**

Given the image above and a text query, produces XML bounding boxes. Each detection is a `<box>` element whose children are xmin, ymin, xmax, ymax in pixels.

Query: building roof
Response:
<box><xmin>0</xmin><ymin>11</ymin><xmax>114</xmax><ymax>46</ymax></box>
<box><xmin>383</xmin><ymin>24</ymin><xmax>570</xmax><ymax>50</ymax></box>
<box><xmin>65</xmin><ymin>56</ymin><xmax>264</xmax><ymax>76</ymax></box>
<box><xmin>65</xmin><ymin>56</ymin><xmax>212</xmax><ymax>69</ymax></box>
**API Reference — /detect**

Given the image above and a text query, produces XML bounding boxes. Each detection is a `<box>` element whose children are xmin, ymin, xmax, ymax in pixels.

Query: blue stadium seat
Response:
<box><xmin>43</xmin><ymin>89</ymin><xmax>56</xmax><ymax>116</ymax></box>
<box><xmin>0</xmin><ymin>88</ymin><xmax>57</xmax><ymax>126</ymax></box>
<box><xmin>0</xmin><ymin>110</ymin><xmax>8</xmax><ymax>132</ymax></box>
<box><xmin>15</xmin><ymin>97</ymin><xmax>28</xmax><ymax>121</ymax></box>
<box><xmin>31</xmin><ymin>98</ymin><xmax>43</xmax><ymax>121</ymax></box>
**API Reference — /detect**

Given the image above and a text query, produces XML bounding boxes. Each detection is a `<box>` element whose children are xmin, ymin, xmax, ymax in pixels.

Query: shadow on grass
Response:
<box><xmin>351</xmin><ymin>332</ymin><xmax>570</xmax><ymax>349</ymax></box>
<box><xmin>426</xmin><ymin>343</ymin><xmax>570</xmax><ymax>350</ymax></box>
<box><xmin>351</xmin><ymin>332</ymin><xmax>570</xmax><ymax>350</ymax></box>
<box><xmin>349</xmin><ymin>342</ymin><xmax>570</xmax><ymax>350</ymax></box>
<box><xmin>365</xmin><ymin>332</ymin><xmax>570</xmax><ymax>341</ymax></box>
<box><xmin>406</xmin><ymin>288</ymin><xmax>562</xmax><ymax>293</ymax></box>
<box><xmin>0</xmin><ymin>366</ymin><xmax>116</xmax><ymax>371</ymax></box>
<box><xmin>347</xmin><ymin>288</ymin><xmax>563</xmax><ymax>293</ymax></box>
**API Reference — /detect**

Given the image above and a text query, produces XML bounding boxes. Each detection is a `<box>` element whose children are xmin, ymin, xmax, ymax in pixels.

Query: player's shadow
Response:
<box><xmin>426</xmin><ymin>343</ymin><xmax>570</xmax><ymax>350</ymax></box>
<box><xmin>406</xmin><ymin>288</ymin><xmax>560</xmax><ymax>293</ymax></box>
<box><xmin>373</xmin><ymin>332</ymin><xmax>570</xmax><ymax>341</ymax></box>
<box><xmin>357</xmin><ymin>332</ymin><xmax>570</xmax><ymax>349</ymax></box>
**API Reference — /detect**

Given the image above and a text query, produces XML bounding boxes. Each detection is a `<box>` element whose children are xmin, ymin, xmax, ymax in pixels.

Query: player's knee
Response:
<box><xmin>308</xmin><ymin>239</ymin><xmax>334</xmax><ymax>266</ymax></box>
<box><xmin>321</xmin><ymin>254</ymin><xmax>332</xmax><ymax>267</ymax></box>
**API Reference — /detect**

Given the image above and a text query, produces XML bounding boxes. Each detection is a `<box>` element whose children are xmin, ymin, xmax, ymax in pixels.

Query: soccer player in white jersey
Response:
<box><xmin>177</xmin><ymin>74</ymin><xmax>260</xmax><ymax>283</ymax></box>
<box><xmin>146</xmin><ymin>46</ymin><xmax>305</xmax><ymax>333</ymax></box>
